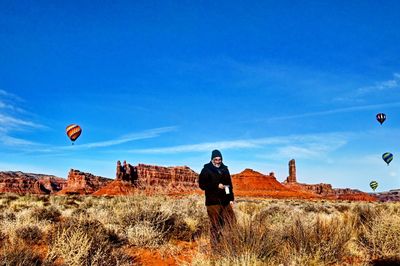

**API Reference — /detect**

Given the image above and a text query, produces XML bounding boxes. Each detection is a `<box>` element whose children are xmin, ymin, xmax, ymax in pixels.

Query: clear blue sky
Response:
<box><xmin>1</xmin><ymin>1</ymin><xmax>400</xmax><ymax>192</ymax></box>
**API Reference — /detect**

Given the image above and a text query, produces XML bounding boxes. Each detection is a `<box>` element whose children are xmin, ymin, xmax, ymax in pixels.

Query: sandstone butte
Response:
<box><xmin>57</xmin><ymin>169</ymin><xmax>113</xmax><ymax>195</ymax></box>
<box><xmin>231</xmin><ymin>168</ymin><xmax>322</xmax><ymax>199</ymax></box>
<box><xmin>0</xmin><ymin>160</ymin><xmax>379</xmax><ymax>201</ymax></box>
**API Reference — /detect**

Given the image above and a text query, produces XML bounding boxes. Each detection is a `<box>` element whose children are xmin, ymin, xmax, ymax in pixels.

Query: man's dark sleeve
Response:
<box><xmin>226</xmin><ymin>168</ymin><xmax>234</xmax><ymax>202</ymax></box>
<box><xmin>199</xmin><ymin>168</ymin><xmax>217</xmax><ymax>191</ymax></box>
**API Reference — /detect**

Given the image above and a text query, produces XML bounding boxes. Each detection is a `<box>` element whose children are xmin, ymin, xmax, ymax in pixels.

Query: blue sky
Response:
<box><xmin>1</xmin><ymin>1</ymin><xmax>400</xmax><ymax>192</ymax></box>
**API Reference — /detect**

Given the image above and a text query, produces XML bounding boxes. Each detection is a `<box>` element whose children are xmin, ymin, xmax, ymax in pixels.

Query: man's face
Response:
<box><xmin>212</xmin><ymin>157</ymin><xmax>222</xmax><ymax>168</ymax></box>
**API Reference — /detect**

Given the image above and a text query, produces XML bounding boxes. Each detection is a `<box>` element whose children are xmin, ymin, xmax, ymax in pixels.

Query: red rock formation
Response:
<box><xmin>0</xmin><ymin>171</ymin><xmax>66</xmax><ymax>194</ymax></box>
<box><xmin>375</xmin><ymin>189</ymin><xmax>400</xmax><ymax>202</ymax></box>
<box><xmin>0</xmin><ymin>160</ymin><xmax>382</xmax><ymax>202</ymax></box>
<box><xmin>284</xmin><ymin>180</ymin><xmax>377</xmax><ymax>201</ymax></box>
<box><xmin>135</xmin><ymin>164</ymin><xmax>198</xmax><ymax>188</ymax></box>
<box><xmin>232</xmin><ymin>169</ymin><xmax>321</xmax><ymax>199</ymax></box>
<box><xmin>38</xmin><ymin>175</ymin><xmax>67</xmax><ymax>193</ymax></box>
<box><xmin>284</xmin><ymin>159</ymin><xmax>297</xmax><ymax>183</ymax></box>
<box><xmin>329</xmin><ymin>193</ymin><xmax>377</xmax><ymax>201</ymax></box>
<box><xmin>93</xmin><ymin>164</ymin><xmax>199</xmax><ymax>196</ymax></box>
<box><xmin>285</xmin><ymin>182</ymin><xmax>377</xmax><ymax>201</ymax></box>
<box><xmin>58</xmin><ymin>169</ymin><xmax>112</xmax><ymax>195</ymax></box>
<box><xmin>92</xmin><ymin>180</ymin><xmax>137</xmax><ymax>196</ymax></box>
<box><xmin>285</xmin><ymin>182</ymin><xmax>334</xmax><ymax>195</ymax></box>
<box><xmin>233</xmin><ymin>169</ymin><xmax>288</xmax><ymax>191</ymax></box>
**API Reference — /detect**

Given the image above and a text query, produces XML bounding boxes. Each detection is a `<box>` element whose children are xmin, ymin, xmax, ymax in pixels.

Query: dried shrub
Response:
<box><xmin>0</xmin><ymin>231</ymin><xmax>7</xmax><ymax>244</ymax></box>
<box><xmin>126</xmin><ymin>221</ymin><xmax>165</xmax><ymax>247</ymax></box>
<box><xmin>358</xmin><ymin>209</ymin><xmax>400</xmax><ymax>261</ymax></box>
<box><xmin>31</xmin><ymin>206</ymin><xmax>61</xmax><ymax>222</ymax></box>
<box><xmin>169</xmin><ymin>216</ymin><xmax>203</xmax><ymax>241</ymax></box>
<box><xmin>0</xmin><ymin>212</ymin><xmax>16</xmax><ymax>222</ymax></box>
<box><xmin>302</xmin><ymin>203</ymin><xmax>332</xmax><ymax>214</ymax></box>
<box><xmin>15</xmin><ymin>225</ymin><xmax>43</xmax><ymax>244</ymax></box>
<box><xmin>218</xmin><ymin>217</ymin><xmax>282</xmax><ymax>262</ymax></box>
<box><xmin>1</xmin><ymin>194</ymin><xmax>19</xmax><ymax>205</ymax></box>
<box><xmin>352</xmin><ymin>204</ymin><xmax>379</xmax><ymax>227</ymax></box>
<box><xmin>46</xmin><ymin>217</ymin><xmax>132</xmax><ymax>266</ymax></box>
<box><xmin>0</xmin><ymin>245</ymin><xmax>42</xmax><ymax>266</ymax></box>
<box><xmin>105</xmin><ymin>228</ymin><xmax>127</xmax><ymax>247</ymax></box>
<box><xmin>116</xmin><ymin>205</ymin><xmax>176</xmax><ymax>245</ymax></box>
<box><xmin>333</xmin><ymin>204</ymin><xmax>351</xmax><ymax>212</ymax></box>
<box><xmin>281</xmin><ymin>215</ymin><xmax>353</xmax><ymax>264</ymax></box>
<box><xmin>70</xmin><ymin>208</ymin><xmax>87</xmax><ymax>217</ymax></box>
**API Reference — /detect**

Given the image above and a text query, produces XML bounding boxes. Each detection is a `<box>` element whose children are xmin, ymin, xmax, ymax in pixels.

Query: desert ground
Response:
<box><xmin>0</xmin><ymin>193</ymin><xmax>399</xmax><ymax>266</ymax></box>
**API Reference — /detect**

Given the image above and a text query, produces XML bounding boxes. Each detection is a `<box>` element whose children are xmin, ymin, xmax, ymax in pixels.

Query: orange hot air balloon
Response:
<box><xmin>66</xmin><ymin>124</ymin><xmax>82</xmax><ymax>145</ymax></box>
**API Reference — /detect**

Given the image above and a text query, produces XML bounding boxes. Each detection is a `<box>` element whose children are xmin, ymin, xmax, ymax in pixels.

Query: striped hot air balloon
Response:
<box><xmin>382</xmin><ymin>152</ymin><xmax>393</xmax><ymax>165</ymax></box>
<box><xmin>370</xmin><ymin>181</ymin><xmax>378</xmax><ymax>191</ymax></box>
<box><xmin>66</xmin><ymin>124</ymin><xmax>82</xmax><ymax>145</ymax></box>
<box><xmin>376</xmin><ymin>113</ymin><xmax>386</xmax><ymax>125</ymax></box>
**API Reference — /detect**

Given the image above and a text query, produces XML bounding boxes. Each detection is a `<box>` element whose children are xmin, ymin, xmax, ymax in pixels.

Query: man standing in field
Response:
<box><xmin>199</xmin><ymin>149</ymin><xmax>236</xmax><ymax>250</ymax></box>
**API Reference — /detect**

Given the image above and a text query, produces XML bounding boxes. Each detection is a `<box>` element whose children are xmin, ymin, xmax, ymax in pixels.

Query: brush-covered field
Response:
<box><xmin>0</xmin><ymin>193</ymin><xmax>399</xmax><ymax>266</ymax></box>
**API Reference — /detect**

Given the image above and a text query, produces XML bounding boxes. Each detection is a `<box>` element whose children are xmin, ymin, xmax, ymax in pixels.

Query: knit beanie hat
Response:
<box><xmin>211</xmin><ymin>149</ymin><xmax>222</xmax><ymax>160</ymax></box>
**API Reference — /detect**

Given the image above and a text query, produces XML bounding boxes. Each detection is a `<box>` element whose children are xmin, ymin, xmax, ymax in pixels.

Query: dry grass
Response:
<box><xmin>0</xmin><ymin>193</ymin><xmax>399</xmax><ymax>265</ymax></box>
<box><xmin>0</xmin><ymin>244</ymin><xmax>42</xmax><ymax>266</ymax></box>
<box><xmin>15</xmin><ymin>225</ymin><xmax>43</xmax><ymax>245</ymax></box>
<box><xmin>45</xmin><ymin>217</ymin><xmax>131</xmax><ymax>266</ymax></box>
<box><xmin>356</xmin><ymin>203</ymin><xmax>400</xmax><ymax>263</ymax></box>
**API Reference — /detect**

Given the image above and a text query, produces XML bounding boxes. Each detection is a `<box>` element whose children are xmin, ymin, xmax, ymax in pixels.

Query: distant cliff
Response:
<box><xmin>0</xmin><ymin>171</ymin><xmax>66</xmax><ymax>194</ymax></box>
<box><xmin>58</xmin><ymin>169</ymin><xmax>113</xmax><ymax>195</ymax></box>
<box><xmin>0</xmin><ymin>160</ymin><xmax>386</xmax><ymax>201</ymax></box>
<box><xmin>136</xmin><ymin>164</ymin><xmax>198</xmax><ymax>187</ymax></box>
<box><xmin>232</xmin><ymin>169</ymin><xmax>321</xmax><ymax>199</ymax></box>
<box><xmin>374</xmin><ymin>189</ymin><xmax>400</xmax><ymax>202</ymax></box>
<box><xmin>93</xmin><ymin>164</ymin><xmax>199</xmax><ymax>196</ymax></box>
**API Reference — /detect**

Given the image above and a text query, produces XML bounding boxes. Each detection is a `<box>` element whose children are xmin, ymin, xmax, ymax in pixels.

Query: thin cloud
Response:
<box><xmin>128</xmin><ymin>140</ymin><xmax>261</xmax><ymax>154</ymax></box>
<box><xmin>68</xmin><ymin>126</ymin><xmax>177</xmax><ymax>149</ymax></box>
<box><xmin>0</xmin><ymin>101</ymin><xmax>25</xmax><ymax>113</ymax></box>
<box><xmin>2</xmin><ymin>126</ymin><xmax>177</xmax><ymax>152</ymax></box>
<box><xmin>128</xmin><ymin>132</ymin><xmax>349</xmax><ymax>155</ymax></box>
<box><xmin>275</xmin><ymin>140</ymin><xmax>347</xmax><ymax>159</ymax></box>
<box><xmin>357</xmin><ymin>73</ymin><xmax>400</xmax><ymax>94</ymax></box>
<box><xmin>0</xmin><ymin>90</ymin><xmax>46</xmax><ymax>148</ymax></box>
<box><xmin>262</xmin><ymin>101</ymin><xmax>400</xmax><ymax>122</ymax></box>
<box><xmin>0</xmin><ymin>89</ymin><xmax>23</xmax><ymax>101</ymax></box>
<box><xmin>334</xmin><ymin>73</ymin><xmax>400</xmax><ymax>104</ymax></box>
<box><xmin>0</xmin><ymin>135</ymin><xmax>40</xmax><ymax>146</ymax></box>
<box><xmin>0</xmin><ymin>89</ymin><xmax>42</xmax><ymax>132</ymax></box>
<box><xmin>0</xmin><ymin>114</ymin><xmax>45</xmax><ymax>131</ymax></box>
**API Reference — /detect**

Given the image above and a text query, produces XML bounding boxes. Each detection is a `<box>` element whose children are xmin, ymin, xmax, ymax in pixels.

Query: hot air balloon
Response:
<box><xmin>376</xmin><ymin>113</ymin><xmax>386</xmax><ymax>125</ymax></box>
<box><xmin>370</xmin><ymin>181</ymin><xmax>378</xmax><ymax>191</ymax></box>
<box><xmin>66</xmin><ymin>124</ymin><xmax>82</xmax><ymax>145</ymax></box>
<box><xmin>382</xmin><ymin>152</ymin><xmax>393</xmax><ymax>165</ymax></box>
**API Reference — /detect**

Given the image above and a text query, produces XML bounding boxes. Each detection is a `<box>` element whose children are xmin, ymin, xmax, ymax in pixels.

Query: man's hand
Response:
<box><xmin>230</xmin><ymin>201</ymin><xmax>234</xmax><ymax>206</ymax></box>
<box><xmin>218</xmin><ymin>183</ymin><xmax>224</xmax><ymax>189</ymax></box>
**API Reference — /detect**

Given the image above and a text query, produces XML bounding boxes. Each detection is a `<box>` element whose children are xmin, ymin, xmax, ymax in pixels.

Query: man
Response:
<box><xmin>199</xmin><ymin>149</ymin><xmax>236</xmax><ymax>250</ymax></box>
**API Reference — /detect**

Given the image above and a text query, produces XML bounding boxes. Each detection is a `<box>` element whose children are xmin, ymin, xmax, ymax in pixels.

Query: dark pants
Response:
<box><xmin>206</xmin><ymin>204</ymin><xmax>236</xmax><ymax>250</ymax></box>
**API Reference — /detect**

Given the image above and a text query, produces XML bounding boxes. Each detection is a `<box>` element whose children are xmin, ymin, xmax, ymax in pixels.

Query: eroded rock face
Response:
<box><xmin>93</xmin><ymin>164</ymin><xmax>199</xmax><ymax>196</ymax></box>
<box><xmin>0</xmin><ymin>171</ymin><xmax>66</xmax><ymax>194</ymax></box>
<box><xmin>294</xmin><ymin>183</ymin><xmax>334</xmax><ymax>195</ymax></box>
<box><xmin>284</xmin><ymin>182</ymin><xmax>376</xmax><ymax>201</ymax></box>
<box><xmin>285</xmin><ymin>159</ymin><xmax>297</xmax><ymax>183</ymax></box>
<box><xmin>136</xmin><ymin>164</ymin><xmax>198</xmax><ymax>188</ymax></box>
<box><xmin>92</xmin><ymin>180</ymin><xmax>137</xmax><ymax>196</ymax></box>
<box><xmin>231</xmin><ymin>169</ymin><xmax>321</xmax><ymax>199</ymax></box>
<box><xmin>232</xmin><ymin>168</ymin><xmax>288</xmax><ymax>191</ymax></box>
<box><xmin>375</xmin><ymin>189</ymin><xmax>400</xmax><ymax>202</ymax></box>
<box><xmin>58</xmin><ymin>169</ymin><xmax>112</xmax><ymax>195</ymax></box>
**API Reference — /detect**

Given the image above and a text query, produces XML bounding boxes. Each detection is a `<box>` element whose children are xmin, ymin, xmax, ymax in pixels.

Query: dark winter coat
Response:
<box><xmin>199</xmin><ymin>162</ymin><xmax>234</xmax><ymax>206</ymax></box>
